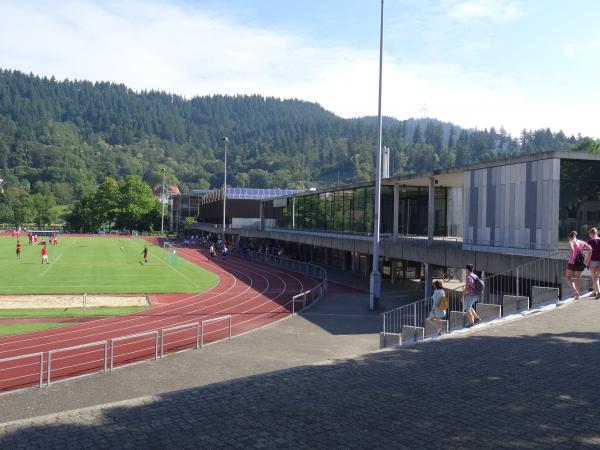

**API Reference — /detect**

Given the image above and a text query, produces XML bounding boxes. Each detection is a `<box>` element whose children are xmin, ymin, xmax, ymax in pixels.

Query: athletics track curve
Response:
<box><xmin>0</xmin><ymin>237</ymin><xmax>320</xmax><ymax>392</ymax></box>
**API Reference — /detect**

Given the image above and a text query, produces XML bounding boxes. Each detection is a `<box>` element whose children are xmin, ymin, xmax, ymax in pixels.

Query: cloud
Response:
<box><xmin>441</xmin><ymin>0</ymin><xmax>523</xmax><ymax>23</ymax></box>
<box><xmin>0</xmin><ymin>0</ymin><xmax>596</xmax><ymax>138</ymax></box>
<box><xmin>564</xmin><ymin>39</ymin><xmax>600</xmax><ymax>56</ymax></box>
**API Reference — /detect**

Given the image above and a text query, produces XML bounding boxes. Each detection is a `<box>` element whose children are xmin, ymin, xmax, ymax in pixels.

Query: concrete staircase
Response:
<box><xmin>383</xmin><ymin>286</ymin><xmax>564</xmax><ymax>347</ymax></box>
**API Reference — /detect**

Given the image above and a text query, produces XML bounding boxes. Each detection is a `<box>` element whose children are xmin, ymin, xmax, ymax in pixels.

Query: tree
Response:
<box><xmin>0</xmin><ymin>202</ymin><xmax>14</xmax><ymax>225</ymax></box>
<box><xmin>3</xmin><ymin>186</ymin><xmax>33</xmax><ymax>226</ymax></box>
<box><xmin>115</xmin><ymin>175</ymin><xmax>161</xmax><ymax>230</ymax></box>
<box><xmin>30</xmin><ymin>193</ymin><xmax>57</xmax><ymax>227</ymax></box>
<box><xmin>572</xmin><ymin>137</ymin><xmax>600</xmax><ymax>153</ymax></box>
<box><xmin>94</xmin><ymin>178</ymin><xmax>121</xmax><ymax>232</ymax></box>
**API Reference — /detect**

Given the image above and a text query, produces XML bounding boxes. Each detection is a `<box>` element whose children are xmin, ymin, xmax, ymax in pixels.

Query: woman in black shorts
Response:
<box><xmin>567</xmin><ymin>231</ymin><xmax>592</xmax><ymax>299</ymax></box>
<box><xmin>587</xmin><ymin>228</ymin><xmax>600</xmax><ymax>299</ymax></box>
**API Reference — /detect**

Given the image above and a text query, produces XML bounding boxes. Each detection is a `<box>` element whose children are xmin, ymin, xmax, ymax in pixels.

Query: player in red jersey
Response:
<box><xmin>41</xmin><ymin>244</ymin><xmax>48</xmax><ymax>264</ymax></box>
<box><xmin>16</xmin><ymin>240</ymin><xmax>22</xmax><ymax>259</ymax></box>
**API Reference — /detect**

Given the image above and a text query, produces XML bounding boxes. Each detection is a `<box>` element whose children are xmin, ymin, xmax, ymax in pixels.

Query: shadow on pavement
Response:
<box><xmin>3</xmin><ymin>329</ymin><xmax>600</xmax><ymax>449</ymax></box>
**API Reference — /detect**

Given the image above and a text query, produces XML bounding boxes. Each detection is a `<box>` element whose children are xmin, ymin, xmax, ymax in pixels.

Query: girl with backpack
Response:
<box><xmin>567</xmin><ymin>231</ymin><xmax>592</xmax><ymax>299</ymax></box>
<box><xmin>427</xmin><ymin>280</ymin><xmax>447</xmax><ymax>336</ymax></box>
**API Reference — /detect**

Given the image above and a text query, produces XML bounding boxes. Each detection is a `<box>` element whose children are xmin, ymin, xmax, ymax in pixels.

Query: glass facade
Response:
<box><xmin>397</xmin><ymin>187</ymin><xmax>447</xmax><ymax>235</ymax></box>
<box><xmin>559</xmin><ymin>160</ymin><xmax>600</xmax><ymax>240</ymax></box>
<box><xmin>263</xmin><ymin>184</ymin><xmax>447</xmax><ymax>236</ymax></box>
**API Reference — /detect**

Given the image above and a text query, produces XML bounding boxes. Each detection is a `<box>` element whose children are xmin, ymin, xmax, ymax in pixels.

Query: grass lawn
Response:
<box><xmin>0</xmin><ymin>306</ymin><xmax>149</xmax><ymax>317</ymax></box>
<box><xmin>0</xmin><ymin>323</ymin><xmax>71</xmax><ymax>337</ymax></box>
<box><xmin>0</xmin><ymin>237</ymin><xmax>218</xmax><ymax>295</ymax></box>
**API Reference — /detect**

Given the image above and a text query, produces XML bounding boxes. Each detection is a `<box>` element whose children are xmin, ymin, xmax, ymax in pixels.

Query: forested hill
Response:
<box><xmin>0</xmin><ymin>69</ymin><xmax>591</xmax><ymax>205</ymax></box>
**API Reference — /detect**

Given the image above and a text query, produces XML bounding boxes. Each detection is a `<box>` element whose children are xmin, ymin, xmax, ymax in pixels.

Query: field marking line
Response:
<box><xmin>41</xmin><ymin>253</ymin><xmax>63</xmax><ymax>277</ymax></box>
<box><xmin>163</xmin><ymin>258</ymin><xmax>200</xmax><ymax>289</ymax></box>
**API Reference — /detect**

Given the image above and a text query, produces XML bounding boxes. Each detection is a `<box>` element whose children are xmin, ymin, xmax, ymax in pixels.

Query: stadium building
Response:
<box><xmin>188</xmin><ymin>151</ymin><xmax>600</xmax><ymax>299</ymax></box>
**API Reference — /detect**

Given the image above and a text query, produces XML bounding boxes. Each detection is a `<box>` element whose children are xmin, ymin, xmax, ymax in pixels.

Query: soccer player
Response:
<box><xmin>142</xmin><ymin>245</ymin><xmax>149</xmax><ymax>264</ymax></box>
<box><xmin>41</xmin><ymin>244</ymin><xmax>49</xmax><ymax>264</ymax></box>
<box><xmin>16</xmin><ymin>240</ymin><xmax>22</xmax><ymax>260</ymax></box>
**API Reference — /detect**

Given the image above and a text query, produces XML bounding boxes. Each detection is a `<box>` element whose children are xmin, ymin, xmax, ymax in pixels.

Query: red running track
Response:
<box><xmin>0</xmin><ymin>239</ymin><xmax>320</xmax><ymax>392</ymax></box>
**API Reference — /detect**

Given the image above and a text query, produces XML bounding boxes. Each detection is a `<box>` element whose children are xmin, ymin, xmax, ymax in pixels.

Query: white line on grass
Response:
<box><xmin>163</xmin><ymin>260</ymin><xmax>200</xmax><ymax>289</ymax></box>
<box><xmin>41</xmin><ymin>253</ymin><xmax>63</xmax><ymax>277</ymax></box>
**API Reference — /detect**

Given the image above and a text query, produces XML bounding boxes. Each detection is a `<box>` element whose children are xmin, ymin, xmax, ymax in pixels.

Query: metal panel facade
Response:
<box><xmin>463</xmin><ymin>158</ymin><xmax>560</xmax><ymax>252</ymax></box>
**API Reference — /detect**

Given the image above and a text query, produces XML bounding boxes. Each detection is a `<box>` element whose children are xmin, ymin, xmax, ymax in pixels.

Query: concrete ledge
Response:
<box><xmin>401</xmin><ymin>325</ymin><xmax>425</xmax><ymax>344</ymax></box>
<box><xmin>476</xmin><ymin>303</ymin><xmax>501</xmax><ymax>321</ymax></box>
<box><xmin>401</xmin><ymin>326</ymin><xmax>415</xmax><ymax>343</ymax></box>
<box><xmin>531</xmin><ymin>287</ymin><xmax>559</xmax><ymax>307</ymax></box>
<box><xmin>449</xmin><ymin>311</ymin><xmax>466</xmax><ymax>331</ymax></box>
<box><xmin>379</xmin><ymin>333</ymin><xmax>401</xmax><ymax>348</ymax></box>
<box><xmin>424</xmin><ymin>319</ymin><xmax>449</xmax><ymax>337</ymax></box>
<box><xmin>502</xmin><ymin>295</ymin><xmax>529</xmax><ymax>316</ymax></box>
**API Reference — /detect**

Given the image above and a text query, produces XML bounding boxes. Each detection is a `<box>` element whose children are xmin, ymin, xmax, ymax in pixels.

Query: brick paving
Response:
<box><xmin>1</xmin><ymin>299</ymin><xmax>600</xmax><ymax>449</ymax></box>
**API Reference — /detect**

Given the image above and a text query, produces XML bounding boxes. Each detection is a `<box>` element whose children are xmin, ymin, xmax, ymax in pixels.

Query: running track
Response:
<box><xmin>0</xmin><ymin>237</ymin><xmax>320</xmax><ymax>392</ymax></box>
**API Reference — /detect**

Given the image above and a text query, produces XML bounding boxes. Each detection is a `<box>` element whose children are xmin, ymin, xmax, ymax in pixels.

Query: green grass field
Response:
<box><xmin>0</xmin><ymin>323</ymin><xmax>70</xmax><ymax>337</ymax></box>
<box><xmin>0</xmin><ymin>237</ymin><xmax>218</xmax><ymax>294</ymax></box>
<box><xmin>0</xmin><ymin>306</ymin><xmax>149</xmax><ymax>317</ymax></box>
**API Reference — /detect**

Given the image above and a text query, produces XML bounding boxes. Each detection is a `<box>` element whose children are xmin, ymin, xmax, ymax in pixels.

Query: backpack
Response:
<box><xmin>438</xmin><ymin>295</ymin><xmax>448</xmax><ymax>311</ymax></box>
<box><xmin>575</xmin><ymin>251</ymin><xmax>585</xmax><ymax>267</ymax></box>
<box><xmin>574</xmin><ymin>241</ymin><xmax>585</xmax><ymax>267</ymax></box>
<box><xmin>474</xmin><ymin>276</ymin><xmax>484</xmax><ymax>296</ymax></box>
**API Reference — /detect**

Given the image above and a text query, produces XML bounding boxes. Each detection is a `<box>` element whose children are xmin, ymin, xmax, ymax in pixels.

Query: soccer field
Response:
<box><xmin>0</xmin><ymin>237</ymin><xmax>218</xmax><ymax>295</ymax></box>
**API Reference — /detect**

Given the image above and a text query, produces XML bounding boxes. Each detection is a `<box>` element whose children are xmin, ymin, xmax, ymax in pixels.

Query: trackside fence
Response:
<box><xmin>243</xmin><ymin>251</ymin><xmax>328</xmax><ymax>314</ymax></box>
<box><xmin>382</xmin><ymin>251</ymin><xmax>572</xmax><ymax>337</ymax></box>
<box><xmin>48</xmin><ymin>341</ymin><xmax>107</xmax><ymax>385</ymax></box>
<box><xmin>0</xmin><ymin>314</ymin><xmax>235</xmax><ymax>392</ymax></box>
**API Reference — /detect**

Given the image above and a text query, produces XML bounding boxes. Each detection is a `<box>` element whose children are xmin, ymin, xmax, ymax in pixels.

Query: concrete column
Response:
<box><xmin>393</xmin><ymin>184</ymin><xmax>399</xmax><ymax>236</ymax></box>
<box><xmin>424</xmin><ymin>262</ymin><xmax>433</xmax><ymax>298</ymax></box>
<box><xmin>427</xmin><ymin>177</ymin><xmax>435</xmax><ymax>246</ymax></box>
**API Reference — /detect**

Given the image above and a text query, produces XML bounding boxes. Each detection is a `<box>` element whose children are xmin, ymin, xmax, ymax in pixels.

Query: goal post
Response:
<box><xmin>163</xmin><ymin>242</ymin><xmax>180</xmax><ymax>266</ymax></box>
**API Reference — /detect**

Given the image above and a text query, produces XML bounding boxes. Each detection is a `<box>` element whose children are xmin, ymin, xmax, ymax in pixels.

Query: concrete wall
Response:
<box><xmin>464</xmin><ymin>158</ymin><xmax>560</xmax><ymax>254</ymax></box>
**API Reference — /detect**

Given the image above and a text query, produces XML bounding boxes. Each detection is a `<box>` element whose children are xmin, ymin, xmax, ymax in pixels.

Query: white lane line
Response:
<box><xmin>41</xmin><ymin>254</ymin><xmax>63</xmax><ymax>277</ymax></box>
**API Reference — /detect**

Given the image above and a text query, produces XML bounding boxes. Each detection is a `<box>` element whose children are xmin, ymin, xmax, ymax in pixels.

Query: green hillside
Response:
<box><xmin>0</xmin><ymin>68</ymin><xmax>593</xmax><ymax>207</ymax></box>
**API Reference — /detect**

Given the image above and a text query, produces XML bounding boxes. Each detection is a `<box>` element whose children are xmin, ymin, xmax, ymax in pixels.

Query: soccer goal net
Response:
<box><xmin>163</xmin><ymin>242</ymin><xmax>180</xmax><ymax>266</ymax></box>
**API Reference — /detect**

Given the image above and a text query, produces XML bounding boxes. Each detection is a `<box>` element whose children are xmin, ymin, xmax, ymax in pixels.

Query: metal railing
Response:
<box><xmin>160</xmin><ymin>322</ymin><xmax>201</xmax><ymax>358</ymax></box>
<box><xmin>382</xmin><ymin>251</ymin><xmax>572</xmax><ymax>336</ymax></box>
<box><xmin>200</xmin><ymin>315</ymin><xmax>232</xmax><ymax>347</ymax></box>
<box><xmin>110</xmin><ymin>330</ymin><xmax>159</xmax><ymax>372</ymax></box>
<box><xmin>48</xmin><ymin>341</ymin><xmax>107</xmax><ymax>385</ymax></box>
<box><xmin>0</xmin><ymin>314</ymin><xmax>236</xmax><ymax>392</ymax></box>
<box><xmin>0</xmin><ymin>352</ymin><xmax>44</xmax><ymax>389</ymax></box>
<box><xmin>242</xmin><ymin>251</ymin><xmax>328</xmax><ymax>314</ymax></box>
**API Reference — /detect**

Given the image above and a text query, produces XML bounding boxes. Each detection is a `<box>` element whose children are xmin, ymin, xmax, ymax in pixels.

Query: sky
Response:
<box><xmin>0</xmin><ymin>0</ymin><xmax>599</xmax><ymax>137</ymax></box>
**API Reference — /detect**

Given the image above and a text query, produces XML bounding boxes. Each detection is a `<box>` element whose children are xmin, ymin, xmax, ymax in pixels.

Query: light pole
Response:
<box><xmin>370</xmin><ymin>0</ymin><xmax>384</xmax><ymax>311</ymax></box>
<box><xmin>222</xmin><ymin>137</ymin><xmax>229</xmax><ymax>243</ymax></box>
<box><xmin>160</xmin><ymin>168</ymin><xmax>166</xmax><ymax>233</ymax></box>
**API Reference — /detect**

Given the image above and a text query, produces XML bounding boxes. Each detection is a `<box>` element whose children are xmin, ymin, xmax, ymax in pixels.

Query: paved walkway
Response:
<box><xmin>1</xmin><ymin>297</ymin><xmax>600</xmax><ymax>448</ymax></box>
